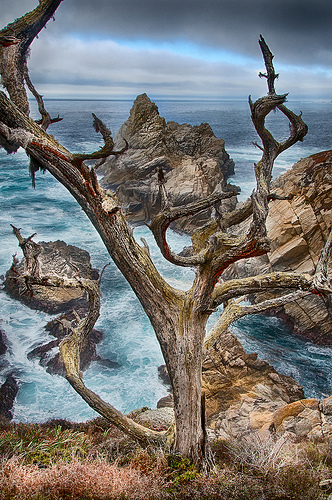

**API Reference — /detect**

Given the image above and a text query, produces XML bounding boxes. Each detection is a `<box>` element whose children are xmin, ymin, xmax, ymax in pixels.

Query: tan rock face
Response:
<box><xmin>229</xmin><ymin>150</ymin><xmax>332</xmax><ymax>344</ymax></box>
<box><xmin>100</xmin><ymin>94</ymin><xmax>236</xmax><ymax>232</ymax></box>
<box><xmin>201</xmin><ymin>330</ymin><xmax>332</xmax><ymax>442</ymax></box>
<box><xmin>202</xmin><ymin>330</ymin><xmax>304</xmax><ymax>435</ymax></box>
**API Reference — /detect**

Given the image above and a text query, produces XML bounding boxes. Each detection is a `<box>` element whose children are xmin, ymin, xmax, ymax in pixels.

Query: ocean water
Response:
<box><xmin>0</xmin><ymin>98</ymin><xmax>331</xmax><ymax>422</ymax></box>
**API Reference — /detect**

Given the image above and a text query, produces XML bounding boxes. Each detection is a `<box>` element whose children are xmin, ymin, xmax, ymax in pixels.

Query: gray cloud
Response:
<box><xmin>50</xmin><ymin>0</ymin><xmax>332</xmax><ymax>66</ymax></box>
<box><xmin>0</xmin><ymin>0</ymin><xmax>331</xmax><ymax>99</ymax></box>
<box><xmin>28</xmin><ymin>35</ymin><xmax>259</xmax><ymax>98</ymax></box>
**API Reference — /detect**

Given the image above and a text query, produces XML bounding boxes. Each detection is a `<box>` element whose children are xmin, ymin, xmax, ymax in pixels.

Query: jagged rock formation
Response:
<box><xmin>99</xmin><ymin>93</ymin><xmax>236</xmax><ymax>232</ymax></box>
<box><xmin>0</xmin><ymin>330</ymin><xmax>7</xmax><ymax>356</ymax></box>
<box><xmin>202</xmin><ymin>331</ymin><xmax>304</xmax><ymax>426</ymax></box>
<box><xmin>4</xmin><ymin>240</ymin><xmax>99</xmax><ymax>314</ymax></box>
<box><xmin>225</xmin><ymin>150</ymin><xmax>332</xmax><ymax>344</ymax></box>
<box><xmin>202</xmin><ymin>332</ymin><xmax>331</xmax><ymax>441</ymax></box>
<box><xmin>0</xmin><ymin>375</ymin><xmax>18</xmax><ymax>420</ymax></box>
<box><xmin>213</xmin><ymin>392</ymin><xmax>332</xmax><ymax>441</ymax></box>
<box><xmin>128</xmin><ymin>407</ymin><xmax>174</xmax><ymax>431</ymax></box>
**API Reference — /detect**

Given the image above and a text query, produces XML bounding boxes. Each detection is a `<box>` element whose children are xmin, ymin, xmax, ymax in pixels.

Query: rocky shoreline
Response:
<box><xmin>0</xmin><ymin>97</ymin><xmax>330</xmax><ymax>445</ymax></box>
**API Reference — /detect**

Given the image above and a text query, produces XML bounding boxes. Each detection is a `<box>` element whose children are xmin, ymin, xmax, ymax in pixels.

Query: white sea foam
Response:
<box><xmin>0</xmin><ymin>99</ymin><xmax>331</xmax><ymax>421</ymax></box>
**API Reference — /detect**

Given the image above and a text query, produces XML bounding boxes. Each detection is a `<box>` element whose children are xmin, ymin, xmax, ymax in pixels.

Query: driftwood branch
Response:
<box><xmin>11</xmin><ymin>224</ymin><xmax>42</xmax><ymax>276</ymax></box>
<box><xmin>313</xmin><ymin>228</ymin><xmax>332</xmax><ymax>290</ymax></box>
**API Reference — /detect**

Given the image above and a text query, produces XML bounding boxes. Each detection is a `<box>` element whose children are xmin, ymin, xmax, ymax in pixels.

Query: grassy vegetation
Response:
<box><xmin>0</xmin><ymin>416</ymin><xmax>331</xmax><ymax>499</ymax></box>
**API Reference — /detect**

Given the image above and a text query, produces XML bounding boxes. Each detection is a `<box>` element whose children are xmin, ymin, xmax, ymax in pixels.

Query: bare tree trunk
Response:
<box><xmin>152</xmin><ymin>304</ymin><xmax>208</xmax><ymax>461</ymax></box>
<box><xmin>1</xmin><ymin>4</ymin><xmax>330</xmax><ymax>469</ymax></box>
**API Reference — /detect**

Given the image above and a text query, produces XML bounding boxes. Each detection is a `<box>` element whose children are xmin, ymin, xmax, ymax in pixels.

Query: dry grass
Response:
<box><xmin>0</xmin><ymin>457</ymin><xmax>165</xmax><ymax>500</ymax></box>
<box><xmin>0</xmin><ymin>418</ymin><xmax>331</xmax><ymax>500</ymax></box>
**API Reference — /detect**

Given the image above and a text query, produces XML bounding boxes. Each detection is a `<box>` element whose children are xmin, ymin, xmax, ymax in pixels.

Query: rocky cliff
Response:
<box><xmin>203</xmin><ymin>332</ymin><xmax>331</xmax><ymax>441</ymax></box>
<box><xmin>202</xmin><ymin>331</ymin><xmax>304</xmax><ymax>424</ymax></box>
<box><xmin>226</xmin><ymin>150</ymin><xmax>332</xmax><ymax>344</ymax></box>
<box><xmin>99</xmin><ymin>94</ymin><xmax>236</xmax><ymax>232</ymax></box>
<box><xmin>157</xmin><ymin>331</ymin><xmax>332</xmax><ymax>442</ymax></box>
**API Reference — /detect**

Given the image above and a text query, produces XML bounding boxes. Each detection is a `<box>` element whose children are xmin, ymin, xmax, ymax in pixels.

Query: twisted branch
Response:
<box><xmin>72</xmin><ymin>114</ymin><xmax>128</xmax><ymax>164</ymax></box>
<box><xmin>149</xmin><ymin>186</ymin><xmax>239</xmax><ymax>267</ymax></box>
<box><xmin>24</xmin><ymin>63</ymin><xmax>62</xmax><ymax>131</ymax></box>
<box><xmin>204</xmin><ymin>290</ymin><xmax>309</xmax><ymax>352</ymax></box>
<box><xmin>9</xmin><ymin>227</ymin><xmax>168</xmax><ymax>447</ymax></box>
<box><xmin>258</xmin><ymin>35</ymin><xmax>279</xmax><ymax>95</ymax></box>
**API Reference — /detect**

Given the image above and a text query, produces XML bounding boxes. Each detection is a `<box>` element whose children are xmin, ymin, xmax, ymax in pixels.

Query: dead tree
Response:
<box><xmin>0</xmin><ymin>2</ymin><xmax>331</xmax><ymax>467</ymax></box>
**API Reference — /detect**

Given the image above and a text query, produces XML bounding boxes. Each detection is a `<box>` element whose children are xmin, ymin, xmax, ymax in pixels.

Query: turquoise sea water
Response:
<box><xmin>0</xmin><ymin>98</ymin><xmax>331</xmax><ymax>422</ymax></box>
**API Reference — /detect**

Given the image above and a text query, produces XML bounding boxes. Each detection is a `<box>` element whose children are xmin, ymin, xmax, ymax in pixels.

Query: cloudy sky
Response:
<box><xmin>1</xmin><ymin>0</ymin><xmax>332</xmax><ymax>100</ymax></box>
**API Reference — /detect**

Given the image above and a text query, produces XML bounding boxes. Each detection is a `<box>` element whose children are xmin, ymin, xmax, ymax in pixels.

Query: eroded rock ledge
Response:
<box><xmin>3</xmin><ymin>238</ymin><xmax>118</xmax><ymax>377</ymax></box>
<box><xmin>156</xmin><ymin>331</ymin><xmax>332</xmax><ymax>441</ymax></box>
<box><xmin>99</xmin><ymin>93</ymin><xmax>236</xmax><ymax>233</ymax></box>
<box><xmin>225</xmin><ymin>150</ymin><xmax>332</xmax><ymax>344</ymax></box>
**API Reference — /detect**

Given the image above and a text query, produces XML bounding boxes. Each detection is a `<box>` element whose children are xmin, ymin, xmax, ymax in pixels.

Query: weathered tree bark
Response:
<box><xmin>0</xmin><ymin>4</ymin><xmax>330</xmax><ymax>468</ymax></box>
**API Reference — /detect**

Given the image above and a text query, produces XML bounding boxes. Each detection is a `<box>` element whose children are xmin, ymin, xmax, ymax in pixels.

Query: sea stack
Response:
<box><xmin>99</xmin><ymin>93</ymin><xmax>237</xmax><ymax>232</ymax></box>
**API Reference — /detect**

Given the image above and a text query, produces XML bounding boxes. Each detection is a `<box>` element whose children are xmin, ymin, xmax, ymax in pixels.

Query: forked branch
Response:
<box><xmin>204</xmin><ymin>290</ymin><xmax>309</xmax><ymax>352</ymax></box>
<box><xmin>150</xmin><ymin>177</ymin><xmax>239</xmax><ymax>267</ymax></box>
<box><xmin>206</xmin><ymin>229</ymin><xmax>332</xmax><ymax>349</ymax></box>
<box><xmin>212</xmin><ymin>228</ymin><xmax>332</xmax><ymax>307</ymax></box>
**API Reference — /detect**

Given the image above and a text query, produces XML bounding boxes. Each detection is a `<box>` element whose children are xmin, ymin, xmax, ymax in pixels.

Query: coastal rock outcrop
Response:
<box><xmin>226</xmin><ymin>150</ymin><xmax>332</xmax><ymax>344</ymax></box>
<box><xmin>0</xmin><ymin>330</ymin><xmax>7</xmax><ymax>356</ymax></box>
<box><xmin>214</xmin><ymin>393</ymin><xmax>332</xmax><ymax>441</ymax></box>
<box><xmin>158</xmin><ymin>330</ymin><xmax>305</xmax><ymax>436</ymax></box>
<box><xmin>0</xmin><ymin>375</ymin><xmax>18</xmax><ymax>420</ymax></box>
<box><xmin>99</xmin><ymin>93</ymin><xmax>236</xmax><ymax>232</ymax></box>
<box><xmin>4</xmin><ymin>240</ymin><xmax>99</xmax><ymax>314</ymax></box>
<box><xmin>3</xmin><ymin>238</ymin><xmax>118</xmax><ymax>379</ymax></box>
<box><xmin>202</xmin><ymin>331</ymin><xmax>304</xmax><ymax>429</ymax></box>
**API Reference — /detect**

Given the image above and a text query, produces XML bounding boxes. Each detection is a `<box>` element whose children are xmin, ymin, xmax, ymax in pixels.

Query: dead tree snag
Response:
<box><xmin>0</xmin><ymin>3</ymin><xmax>330</xmax><ymax>468</ymax></box>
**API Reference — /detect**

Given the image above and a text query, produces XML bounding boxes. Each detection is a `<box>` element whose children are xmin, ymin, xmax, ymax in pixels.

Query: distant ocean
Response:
<box><xmin>0</xmin><ymin>98</ymin><xmax>331</xmax><ymax>423</ymax></box>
